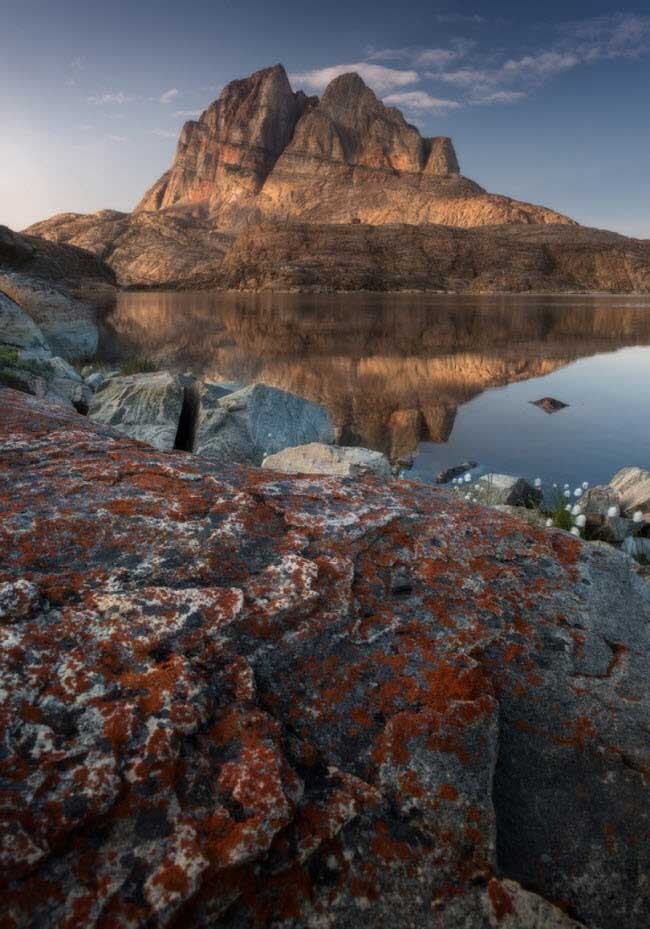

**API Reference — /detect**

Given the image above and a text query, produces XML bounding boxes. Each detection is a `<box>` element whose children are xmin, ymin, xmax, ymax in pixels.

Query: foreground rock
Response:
<box><xmin>88</xmin><ymin>371</ymin><xmax>187</xmax><ymax>451</ymax></box>
<box><xmin>1</xmin><ymin>387</ymin><xmax>648</xmax><ymax>929</ymax></box>
<box><xmin>0</xmin><ymin>292</ymin><xmax>90</xmax><ymax>410</ymax></box>
<box><xmin>195</xmin><ymin>381</ymin><xmax>335</xmax><ymax>464</ymax></box>
<box><xmin>262</xmin><ymin>442</ymin><xmax>391</xmax><ymax>479</ymax></box>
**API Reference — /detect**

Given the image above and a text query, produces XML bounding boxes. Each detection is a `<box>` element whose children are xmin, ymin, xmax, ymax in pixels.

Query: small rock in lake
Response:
<box><xmin>530</xmin><ymin>397</ymin><xmax>569</xmax><ymax>414</ymax></box>
<box><xmin>436</xmin><ymin>460</ymin><xmax>478</xmax><ymax>484</ymax></box>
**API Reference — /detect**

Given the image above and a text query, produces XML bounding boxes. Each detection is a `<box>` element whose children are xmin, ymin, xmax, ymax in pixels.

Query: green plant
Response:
<box><xmin>119</xmin><ymin>356</ymin><xmax>158</xmax><ymax>375</ymax></box>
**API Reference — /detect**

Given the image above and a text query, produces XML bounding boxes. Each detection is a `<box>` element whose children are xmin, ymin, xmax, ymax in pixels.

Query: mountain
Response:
<box><xmin>24</xmin><ymin>63</ymin><xmax>650</xmax><ymax>291</ymax></box>
<box><xmin>134</xmin><ymin>64</ymin><xmax>571</xmax><ymax>230</ymax></box>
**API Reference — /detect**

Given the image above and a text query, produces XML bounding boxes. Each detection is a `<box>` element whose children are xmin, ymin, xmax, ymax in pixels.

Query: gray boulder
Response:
<box><xmin>262</xmin><ymin>442</ymin><xmax>392</xmax><ymax>479</ymax></box>
<box><xmin>610</xmin><ymin>467</ymin><xmax>650</xmax><ymax>522</ymax></box>
<box><xmin>88</xmin><ymin>371</ymin><xmax>185</xmax><ymax>451</ymax></box>
<box><xmin>0</xmin><ymin>290</ymin><xmax>50</xmax><ymax>357</ymax></box>
<box><xmin>0</xmin><ymin>291</ymin><xmax>89</xmax><ymax>410</ymax></box>
<box><xmin>40</xmin><ymin>318</ymin><xmax>99</xmax><ymax>361</ymax></box>
<box><xmin>195</xmin><ymin>382</ymin><xmax>335</xmax><ymax>465</ymax></box>
<box><xmin>581</xmin><ymin>484</ymin><xmax>642</xmax><ymax>542</ymax></box>
<box><xmin>477</xmin><ymin>473</ymin><xmax>542</xmax><ymax>508</ymax></box>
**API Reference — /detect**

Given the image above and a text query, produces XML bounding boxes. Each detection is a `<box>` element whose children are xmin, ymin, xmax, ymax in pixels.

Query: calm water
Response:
<box><xmin>99</xmin><ymin>292</ymin><xmax>650</xmax><ymax>488</ymax></box>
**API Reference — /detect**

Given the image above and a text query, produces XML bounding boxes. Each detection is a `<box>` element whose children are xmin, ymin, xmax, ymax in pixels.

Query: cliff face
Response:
<box><xmin>137</xmin><ymin>64</ymin><xmax>313</xmax><ymax>228</ymax></box>
<box><xmin>135</xmin><ymin>64</ymin><xmax>571</xmax><ymax>231</ymax></box>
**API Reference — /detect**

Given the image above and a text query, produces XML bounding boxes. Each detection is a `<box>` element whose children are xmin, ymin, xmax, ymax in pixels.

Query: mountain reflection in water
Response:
<box><xmin>100</xmin><ymin>292</ymin><xmax>650</xmax><ymax>486</ymax></box>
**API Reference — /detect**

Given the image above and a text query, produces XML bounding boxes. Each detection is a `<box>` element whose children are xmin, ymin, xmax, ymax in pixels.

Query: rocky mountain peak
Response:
<box><xmin>44</xmin><ymin>62</ymin><xmax>574</xmax><ymax>247</ymax></box>
<box><xmin>319</xmin><ymin>71</ymin><xmax>383</xmax><ymax>125</ymax></box>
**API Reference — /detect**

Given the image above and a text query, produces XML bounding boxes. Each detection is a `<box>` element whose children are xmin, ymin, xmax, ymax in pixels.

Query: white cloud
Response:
<box><xmin>470</xmin><ymin>89</ymin><xmax>528</xmax><ymax>105</ymax></box>
<box><xmin>70</xmin><ymin>56</ymin><xmax>85</xmax><ymax>71</ymax></box>
<box><xmin>88</xmin><ymin>92</ymin><xmax>137</xmax><ymax>105</ymax></box>
<box><xmin>434</xmin><ymin>13</ymin><xmax>486</xmax><ymax>24</ymax></box>
<box><xmin>106</xmin><ymin>135</ymin><xmax>128</xmax><ymax>143</ymax></box>
<box><xmin>500</xmin><ymin>50</ymin><xmax>580</xmax><ymax>79</ymax></box>
<box><xmin>173</xmin><ymin>109</ymin><xmax>202</xmax><ymax>118</ymax></box>
<box><xmin>160</xmin><ymin>88</ymin><xmax>180</xmax><ymax>104</ymax></box>
<box><xmin>383</xmin><ymin>90</ymin><xmax>461</xmax><ymax>114</ymax></box>
<box><xmin>151</xmin><ymin>128</ymin><xmax>178</xmax><ymax>138</ymax></box>
<box><xmin>415</xmin><ymin>48</ymin><xmax>463</xmax><ymax>68</ymax></box>
<box><xmin>289</xmin><ymin>62</ymin><xmax>419</xmax><ymax>95</ymax></box>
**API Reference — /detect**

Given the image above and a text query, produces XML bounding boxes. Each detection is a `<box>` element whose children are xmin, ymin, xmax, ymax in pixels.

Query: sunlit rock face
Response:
<box><xmin>134</xmin><ymin>65</ymin><xmax>571</xmax><ymax>232</ymax></box>
<box><xmin>1</xmin><ymin>387</ymin><xmax>649</xmax><ymax>928</ymax></box>
<box><xmin>99</xmin><ymin>293</ymin><xmax>650</xmax><ymax>456</ymax></box>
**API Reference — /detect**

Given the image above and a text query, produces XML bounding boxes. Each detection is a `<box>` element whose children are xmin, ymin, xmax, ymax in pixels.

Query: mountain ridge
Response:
<box><xmin>23</xmin><ymin>62</ymin><xmax>650</xmax><ymax>292</ymax></box>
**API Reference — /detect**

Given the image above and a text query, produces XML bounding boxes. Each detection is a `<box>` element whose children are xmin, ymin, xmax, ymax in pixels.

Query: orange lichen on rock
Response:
<box><xmin>0</xmin><ymin>388</ymin><xmax>648</xmax><ymax>929</ymax></box>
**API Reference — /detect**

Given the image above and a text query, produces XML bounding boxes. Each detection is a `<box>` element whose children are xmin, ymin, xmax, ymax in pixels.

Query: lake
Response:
<box><xmin>99</xmin><ymin>291</ymin><xmax>650</xmax><ymax>488</ymax></box>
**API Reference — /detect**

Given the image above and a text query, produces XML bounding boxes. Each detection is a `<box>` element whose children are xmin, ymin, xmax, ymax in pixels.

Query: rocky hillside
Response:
<box><xmin>1</xmin><ymin>386</ymin><xmax>649</xmax><ymax>928</ymax></box>
<box><xmin>217</xmin><ymin>221</ymin><xmax>650</xmax><ymax>293</ymax></box>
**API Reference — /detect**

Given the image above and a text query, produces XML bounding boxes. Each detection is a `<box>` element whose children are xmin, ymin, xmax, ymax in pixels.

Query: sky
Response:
<box><xmin>2</xmin><ymin>0</ymin><xmax>650</xmax><ymax>236</ymax></box>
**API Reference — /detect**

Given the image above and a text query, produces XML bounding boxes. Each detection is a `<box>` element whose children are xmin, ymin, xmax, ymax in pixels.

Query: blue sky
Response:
<box><xmin>2</xmin><ymin>1</ymin><xmax>649</xmax><ymax>236</ymax></box>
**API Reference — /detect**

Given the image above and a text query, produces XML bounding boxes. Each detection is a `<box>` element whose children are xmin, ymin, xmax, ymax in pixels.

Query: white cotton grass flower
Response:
<box><xmin>570</xmin><ymin>526</ymin><xmax>580</xmax><ymax>536</ymax></box>
<box><xmin>564</xmin><ymin>483</ymin><xmax>570</xmax><ymax>489</ymax></box>
<box><xmin>565</xmin><ymin>504</ymin><xmax>572</xmax><ymax>512</ymax></box>
<box><xmin>545</xmin><ymin>518</ymin><xmax>553</xmax><ymax>527</ymax></box>
<box><xmin>573</xmin><ymin>488</ymin><xmax>583</xmax><ymax>498</ymax></box>
<box><xmin>607</xmin><ymin>505</ymin><xmax>620</xmax><ymax>518</ymax></box>
<box><xmin>575</xmin><ymin>514</ymin><xmax>587</xmax><ymax>528</ymax></box>
<box><xmin>633</xmin><ymin>510</ymin><xmax>644</xmax><ymax>523</ymax></box>
<box><xmin>582</xmin><ymin>481</ymin><xmax>589</xmax><ymax>489</ymax></box>
<box><xmin>552</xmin><ymin>482</ymin><xmax>558</xmax><ymax>488</ymax></box>
<box><xmin>571</xmin><ymin>504</ymin><xmax>582</xmax><ymax>516</ymax></box>
<box><xmin>534</xmin><ymin>477</ymin><xmax>542</xmax><ymax>488</ymax></box>
<box><xmin>563</xmin><ymin>490</ymin><xmax>571</xmax><ymax>499</ymax></box>
<box><xmin>464</xmin><ymin>473</ymin><xmax>472</xmax><ymax>483</ymax></box>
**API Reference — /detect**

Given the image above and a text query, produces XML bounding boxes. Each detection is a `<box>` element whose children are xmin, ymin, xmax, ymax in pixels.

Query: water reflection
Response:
<box><xmin>100</xmin><ymin>291</ymin><xmax>650</xmax><ymax>480</ymax></box>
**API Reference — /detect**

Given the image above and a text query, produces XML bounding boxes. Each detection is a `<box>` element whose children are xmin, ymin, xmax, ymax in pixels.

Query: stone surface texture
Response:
<box><xmin>261</xmin><ymin>442</ymin><xmax>392</xmax><ymax>479</ymax></box>
<box><xmin>1</xmin><ymin>387</ymin><xmax>649</xmax><ymax>929</ymax></box>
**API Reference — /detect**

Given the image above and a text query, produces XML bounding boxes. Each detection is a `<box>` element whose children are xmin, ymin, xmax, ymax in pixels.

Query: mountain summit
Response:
<box><xmin>135</xmin><ymin>63</ymin><xmax>571</xmax><ymax>230</ymax></box>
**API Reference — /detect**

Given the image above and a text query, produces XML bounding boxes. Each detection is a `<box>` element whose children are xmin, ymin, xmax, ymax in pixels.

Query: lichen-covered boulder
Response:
<box><xmin>0</xmin><ymin>387</ymin><xmax>648</xmax><ymax>929</ymax></box>
<box><xmin>195</xmin><ymin>381</ymin><xmax>335</xmax><ymax>465</ymax></box>
<box><xmin>88</xmin><ymin>370</ymin><xmax>186</xmax><ymax>451</ymax></box>
<box><xmin>262</xmin><ymin>442</ymin><xmax>391</xmax><ymax>479</ymax></box>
